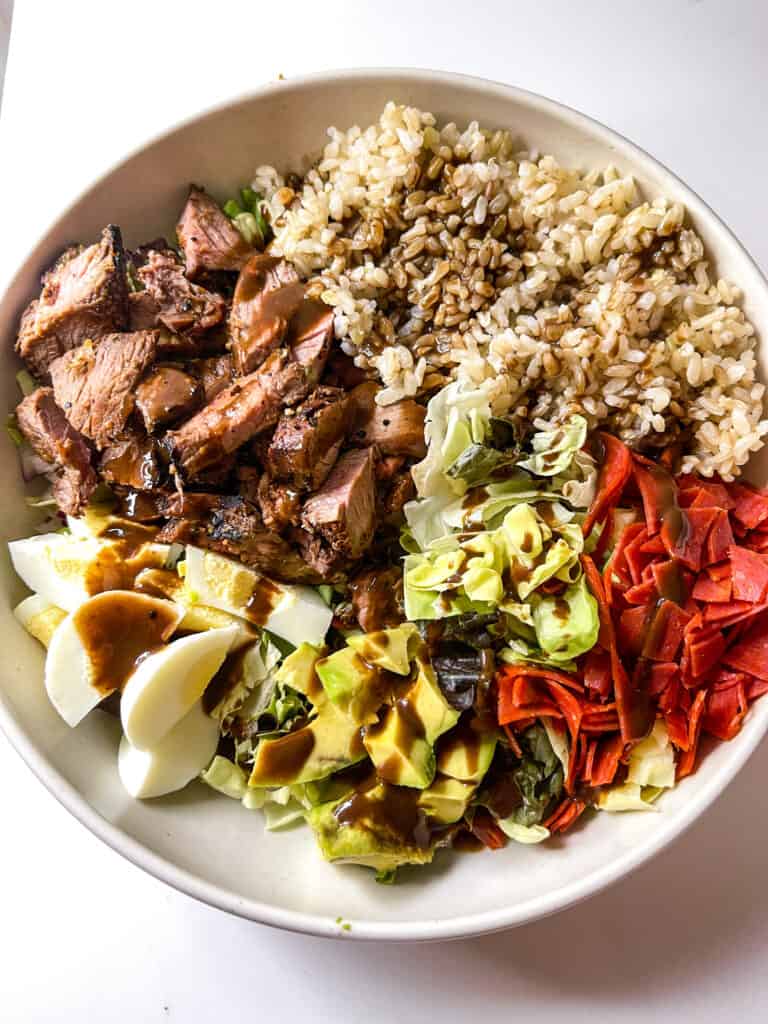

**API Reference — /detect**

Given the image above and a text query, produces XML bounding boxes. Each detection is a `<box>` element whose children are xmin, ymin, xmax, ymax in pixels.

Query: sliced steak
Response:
<box><xmin>137</xmin><ymin>250</ymin><xmax>226</xmax><ymax>336</ymax></box>
<box><xmin>177</xmin><ymin>186</ymin><xmax>253</xmax><ymax>278</ymax></box>
<box><xmin>349</xmin><ymin>382</ymin><xmax>426</xmax><ymax>458</ymax></box>
<box><xmin>256</xmin><ymin>472</ymin><xmax>302</xmax><ymax>533</ymax></box>
<box><xmin>290</xmin><ymin>526</ymin><xmax>347</xmax><ymax>580</ymax></box>
<box><xmin>194</xmin><ymin>354</ymin><xmax>233</xmax><ymax>402</ymax></box>
<box><xmin>16</xmin><ymin>226</ymin><xmax>128</xmax><ymax>379</ymax></box>
<box><xmin>100</xmin><ymin>435</ymin><xmax>162</xmax><ymax>491</ymax></box>
<box><xmin>350</xmin><ymin>566</ymin><xmax>405</xmax><ymax>633</ymax></box>
<box><xmin>229</xmin><ymin>255</ymin><xmax>304</xmax><ymax>375</ymax></box>
<box><xmin>50</xmin><ymin>331</ymin><xmax>157</xmax><ymax>448</ymax></box>
<box><xmin>323</xmin><ymin>349</ymin><xmax>368</xmax><ymax>390</ymax></box>
<box><xmin>266</xmin><ymin>386</ymin><xmax>351</xmax><ymax>491</ymax></box>
<box><xmin>288</xmin><ymin>299</ymin><xmax>333</xmax><ymax>387</ymax></box>
<box><xmin>136</xmin><ymin>366</ymin><xmax>201</xmax><ymax>431</ymax></box>
<box><xmin>188</xmin><ymin>495</ymin><xmax>322</xmax><ymax>583</ymax></box>
<box><xmin>15</xmin><ymin>388</ymin><xmax>97</xmax><ymax>515</ymax></box>
<box><xmin>167</xmin><ymin>349</ymin><xmax>311</xmax><ymax>478</ymax></box>
<box><xmin>301</xmin><ymin>447</ymin><xmax>377</xmax><ymax>559</ymax></box>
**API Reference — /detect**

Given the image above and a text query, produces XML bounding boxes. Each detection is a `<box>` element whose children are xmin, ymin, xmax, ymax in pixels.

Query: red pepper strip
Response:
<box><xmin>583</xmin><ymin>553</ymin><xmax>653</xmax><ymax>742</ymax></box>
<box><xmin>677</xmin><ymin>690</ymin><xmax>707</xmax><ymax>779</ymax></box>
<box><xmin>746</xmin><ymin>677</ymin><xmax>768</xmax><ymax>700</ymax></box>
<box><xmin>469</xmin><ymin>809</ymin><xmax>507</xmax><ymax>850</ymax></box>
<box><xmin>722</xmin><ymin>611</ymin><xmax>768</xmax><ymax>681</ymax></box>
<box><xmin>677</xmin><ymin>478</ymin><xmax>735</xmax><ymax>510</ymax></box>
<box><xmin>729</xmin><ymin>544</ymin><xmax>768</xmax><ymax>603</ymax></box>
<box><xmin>730</xmin><ymin>482</ymin><xmax>768</xmax><ymax>530</ymax></box>
<box><xmin>502</xmin><ymin>725</ymin><xmax>523</xmax><ymax>758</ymax></box>
<box><xmin>703</xmin><ymin>683</ymin><xmax>748</xmax><ymax>741</ymax></box>
<box><xmin>664</xmin><ymin>707</ymin><xmax>691</xmax><ymax>750</ymax></box>
<box><xmin>617</xmin><ymin>605</ymin><xmax>651</xmax><ymax>658</ymax></box>
<box><xmin>692</xmin><ymin>574</ymin><xmax>732</xmax><ymax>603</ymax></box>
<box><xmin>589</xmin><ymin>733</ymin><xmax>626</xmax><ymax>786</ymax></box>
<box><xmin>583</xmin><ymin>738</ymin><xmax>598</xmax><ymax>782</ymax></box>
<box><xmin>497</xmin><ymin>663</ymin><xmax>585</xmax><ymax>694</ymax></box>
<box><xmin>544</xmin><ymin>797</ymin><xmax>587</xmax><ymax>834</ymax></box>
<box><xmin>623</xmin><ymin>579</ymin><xmax>658</xmax><ymax>605</ymax></box>
<box><xmin>583</xmin><ymin>647</ymin><xmax>612</xmax><ymax>699</ymax></box>
<box><xmin>703</xmin><ymin>512</ymin><xmax>733</xmax><ymax>564</ymax></box>
<box><xmin>603</xmin><ymin>522</ymin><xmax>645</xmax><ymax>605</ymax></box>
<box><xmin>582</xmin><ymin>433</ymin><xmax>633</xmax><ymax>537</ymax></box>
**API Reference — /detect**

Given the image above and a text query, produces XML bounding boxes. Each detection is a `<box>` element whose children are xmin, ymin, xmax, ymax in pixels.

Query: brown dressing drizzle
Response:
<box><xmin>202</xmin><ymin>642</ymin><xmax>254</xmax><ymax>715</ymax></box>
<box><xmin>553</xmin><ymin>597</ymin><xmax>570</xmax><ymax>622</ymax></box>
<box><xmin>72</xmin><ymin>592</ymin><xmax>178</xmax><ymax>696</ymax></box>
<box><xmin>255</xmin><ymin>727</ymin><xmax>316</xmax><ymax>785</ymax></box>
<box><xmin>334</xmin><ymin>781</ymin><xmax>431</xmax><ymax>849</ymax></box>
<box><xmin>461</xmin><ymin>486</ymin><xmax>489</xmax><ymax>512</ymax></box>
<box><xmin>244</xmin><ymin>578</ymin><xmax>283</xmax><ymax>625</ymax></box>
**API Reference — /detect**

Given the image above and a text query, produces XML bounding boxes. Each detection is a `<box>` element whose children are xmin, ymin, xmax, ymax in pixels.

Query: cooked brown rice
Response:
<box><xmin>253</xmin><ymin>102</ymin><xmax>766</xmax><ymax>479</ymax></box>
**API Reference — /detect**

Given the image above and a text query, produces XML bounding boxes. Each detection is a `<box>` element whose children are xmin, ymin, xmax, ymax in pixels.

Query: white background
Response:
<box><xmin>1</xmin><ymin>1</ymin><xmax>767</xmax><ymax>1020</ymax></box>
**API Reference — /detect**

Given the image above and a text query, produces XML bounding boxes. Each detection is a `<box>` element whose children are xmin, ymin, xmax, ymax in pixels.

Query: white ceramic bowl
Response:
<box><xmin>1</xmin><ymin>69</ymin><xmax>767</xmax><ymax>941</ymax></box>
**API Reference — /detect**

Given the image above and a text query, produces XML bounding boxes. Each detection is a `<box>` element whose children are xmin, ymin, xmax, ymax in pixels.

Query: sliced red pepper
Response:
<box><xmin>702</xmin><ymin>683</ymin><xmax>748</xmax><ymax>741</ymax></box>
<box><xmin>583</xmin><ymin>553</ymin><xmax>653</xmax><ymax>742</ymax></box>
<box><xmin>705</xmin><ymin>510</ymin><xmax>735</xmax><ymax>565</ymax></box>
<box><xmin>543</xmin><ymin>797</ymin><xmax>587</xmax><ymax>834</ymax></box>
<box><xmin>729</xmin><ymin>544</ymin><xmax>768</xmax><ymax>603</ymax></box>
<box><xmin>582</xmin><ymin>433</ymin><xmax>633</xmax><ymax>537</ymax></box>
<box><xmin>692</xmin><ymin>573</ymin><xmax>732</xmax><ymax>603</ymax></box>
<box><xmin>589</xmin><ymin>733</ymin><xmax>626</xmax><ymax>786</ymax></box>
<box><xmin>688</xmin><ymin>630</ymin><xmax>726</xmax><ymax>678</ymax></box>
<box><xmin>583</xmin><ymin>646</ymin><xmax>612</xmax><ymax>699</ymax></box>
<box><xmin>677</xmin><ymin>690</ymin><xmax>707</xmax><ymax>779</ymax></box>
<box><xmin>722</xmin><ymin>611</ymin><xmax>768</xmax><ymax>681</ymax></box>
<box><xmin>623</xmin><ymin>579</ymin><xmax>658</xmax><ymax>606</ymax></box>
<box><xmin>730</xmin><ymin>482</ymin><xmax>768</xmax><ymax>530</ymax></box>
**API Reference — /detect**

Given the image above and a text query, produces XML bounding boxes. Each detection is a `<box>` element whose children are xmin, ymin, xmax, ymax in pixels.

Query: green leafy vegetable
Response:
<box><xmin>446</xmin><ymin>443</ymin><xmax>520</xmax><ymax>487</ymax></box>
<box><xmin>15</xmin><ymin>370</ymin><xmax>37</xmax><ymax>397</ymax></box>
<box><xmin>530</xmin><ymin>574</ymin><xmax>600</xmax><ymax>663</ymax></box>
<box><xmin>518</xmin><ymin>416</ymin><xmax>588</xmax><ymax>477</ymax></box>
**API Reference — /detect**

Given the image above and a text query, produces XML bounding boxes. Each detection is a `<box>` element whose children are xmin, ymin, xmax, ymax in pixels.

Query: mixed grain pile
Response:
<box><xmin>254</xmin><ymin>103</ymin><xmax>766</xmax><ymax>479</ymax></box>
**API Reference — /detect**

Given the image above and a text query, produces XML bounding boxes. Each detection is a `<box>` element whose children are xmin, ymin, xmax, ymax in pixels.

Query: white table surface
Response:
<box><xmin>2</xmin><ymin>1</ymin><xmax>768</xmax><ymax>1020</ymax></box>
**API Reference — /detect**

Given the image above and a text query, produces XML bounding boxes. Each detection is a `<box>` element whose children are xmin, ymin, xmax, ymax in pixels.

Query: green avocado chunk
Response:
<box><xmin>308</xmin><ymin>782</ymin><xmax>437</xmax><ymax>871</ymax></box>
<box><xmin>363</xmin><ymin>659</ymin><xmax>460</xmax><ymax>789</ymax></box>
<box><xmin>437</xmin><ymin>724</ymin><xmax>497</xmax><ymax>783</ymax></box>
<box><xmin>249</xmin><ymin>645</ymin><xmax>366</xmax><ymax>787</ymax></box>
<box><xmin>417</xmin><ymin>775</ymin><xmax>476</xmax><ymax>824</ymax></box>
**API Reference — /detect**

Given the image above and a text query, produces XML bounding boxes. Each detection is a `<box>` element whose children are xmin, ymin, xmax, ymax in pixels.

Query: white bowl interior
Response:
<box><xmin>1</xmin><ymin>70</ymin><xmax>767</xmax><ymax>940</ymax></box>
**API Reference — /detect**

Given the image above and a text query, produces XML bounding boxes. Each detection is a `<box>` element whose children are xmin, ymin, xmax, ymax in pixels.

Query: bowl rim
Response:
<box><xmin>1</xmin><ymin>66</ymin><xmax>767</xmax><ymax>942</ymax></box>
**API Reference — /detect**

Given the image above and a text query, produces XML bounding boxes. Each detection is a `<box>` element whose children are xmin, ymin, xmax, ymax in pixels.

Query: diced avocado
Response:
<box><xmin>315</xmin><ymin>646</ymin><xmax>382</xmax><ymax>724</ymax></box>
<box><xmin>308</xmin><ymin>783</ymin><xmax>436</xmax><ymax>871</ymax></box>
<box><xmin>408</xmin><ymin>659</ymin><xmax>461</xmax><ymax>745</ymax></box>
<box><xmin>364</xmin><ymin>704</ymin><xmax>436</xmax><ymax>789</ymax></box>
<box><xmin>249</xmin><ymin>700</ymin><xmax>365</xmax><ymax>787</ymax></box>
<box><xmin>363</xmin><ymin>659</ymin><xmax>460</xmax><ymax>790</ymax></box>
<box><xmin>346</xmin><ymin>623</ymin><xmax>420</xmax><ymax>675</ymax></box>
<box><xmin>417</xmin><ymin>775</ymin><xmax>476</xmax><ymax>824</ymax></box>
<box><xmin>275</xmin><ymin>642</ymin><xmax>325</xmax><ymax>697</ymax></box>
<box><xmin>437</xmin><ymin>728</ymin><xmax>497</xmax><ymax>783</ymax></box>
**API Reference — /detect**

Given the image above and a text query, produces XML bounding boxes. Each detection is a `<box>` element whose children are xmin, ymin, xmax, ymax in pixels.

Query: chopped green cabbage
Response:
<box><xmin>518</xmin><ymin>416</ymin><xmax>588</xmax><ymax>477</ymax></box>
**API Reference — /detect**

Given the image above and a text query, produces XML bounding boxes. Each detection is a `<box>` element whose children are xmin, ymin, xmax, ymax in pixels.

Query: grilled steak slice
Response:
<box><xmin>256</xmin><ymin>472</ymin><xmax>301</xmax><ymax>533</ymax></box>
<box><xmin>100</xmin><ymin>435</ymin><xmax>162</xmax><ymax>490</ymax></box>
<box><xmin>350</xmin><ymin>566</ymin><xmax>405</xmax><ymax>633</ymax></box>
<box><xmin>168</xmin><ymin>349</ymin><xmax>312</xmax><ymax>478</ymax></box>
<box><xmin>266</xmin><ymin>386</ymin><xmax>350</xmax><ymax>491</ymax></box>
<box><xmin>323</xmin><ymin>349</ymin><xmax>368</xmax><ymax>390</ymax></box>
<box><xmin>301</xmin><ymin>447</ymin><xmax>377</xmax><ymax>559</ymax></box>
<box><xmin>137</xmin><ymin>250</ymin><xmax>226</xmax><ymax>336</ymax></box>
<box><xmin>291</xmin><ymin>527</ymin><xmax>347</xmax><ymax>580</ymax></box>
<box><xmin>379</xmin><ymin>467</ymin><xmax>415</xmax><ymax>521</ymax></box>
<box><xmin>15</xmin><ymin>388</ymin><xmax>97</xmax><ymax>515</ymax></box>
<box><xmin>186</xmin><ymin>495</ymin><xmax>322</xmax><ymax>583</ymax></box>
<box><xmin>229</xmin><ymin>255</ymin><xmax>304</xmax><ymax>375</ymax></box>
<box><xmin>194</xmin><ymin>354</ymin><xmax>233</xmax><ymax>402</ymax></box>
<box><xmin>177</xmin><ymin>186</ymin><xmax>253</xmax><ymax>279</ymax></box>
<box><xmin>136</xmin><ymin>366</ymin><xmax>200</xmax><ymax>431</ymax></box>
<box><xmin>288</xmin><ymin>299</ymin><xmax>333</xmax><ymax>386</ymax></box>
<box><xmin>16</xmin><ymin>226</ymin><xmax>129</xmax><ymax>379</ymax></box>
<box><xmin>127</xmin><ymin>290</ymin><xmax>162</xmax><ymax>331</ymax></box>
<box><xmin>50</xmin><ymin>331</ymin><xmax>157</xmax><ymax>448</ymax></box>
<box><xmin>350</xmin><ymin>382</ymin><xmax>426</xmax><ymax>458</ymax></box>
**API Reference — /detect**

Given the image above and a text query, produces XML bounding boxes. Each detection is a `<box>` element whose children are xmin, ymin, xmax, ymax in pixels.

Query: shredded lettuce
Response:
<box><xmin>497</xmin><ymin>821</ymin><xmax>551</xmax><ymax>844</ymax></box>
<box><xmin>201</xmin><ymin>757</ymin><xmax>309</xmax><ymax>829</ymax></box>
<box><xmin>531</xmin><ymin>575</ymin><xmax>600</xmax><ymax>664</ymax></box>
<box><xmin>518</xmin><ymin>416</ymin><xmax>588</xmax><ymax>477</ymax></box>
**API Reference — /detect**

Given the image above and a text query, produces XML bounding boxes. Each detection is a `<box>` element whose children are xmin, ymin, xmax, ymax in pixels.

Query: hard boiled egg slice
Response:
<box><xmin>45</xmin><ymin>591</ymin><xmax>183</xmax><ymax>727</ymax></box>
<box><xmin>14</xmin><ymin>594</ymin><xmax>67</xmax><ymax>648</ymax></box>
<box><xmin>183</xmin><ymin>545</ymin><xmax>332</xmax><ymax>647</ymax></box>
<box><xmin>118</xmin><ymin>700</ymin><xmax>219</xmax><ymax>799</ymax></box>
<box><xmin>121</xmin><ymin>625</ymin><xmax>238</xmax><ymax>751</ymax></box>
<box><xmin>9</xmin><ymin>533</ymin><xmax>118</xmax><ymax>612</ymax></box>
